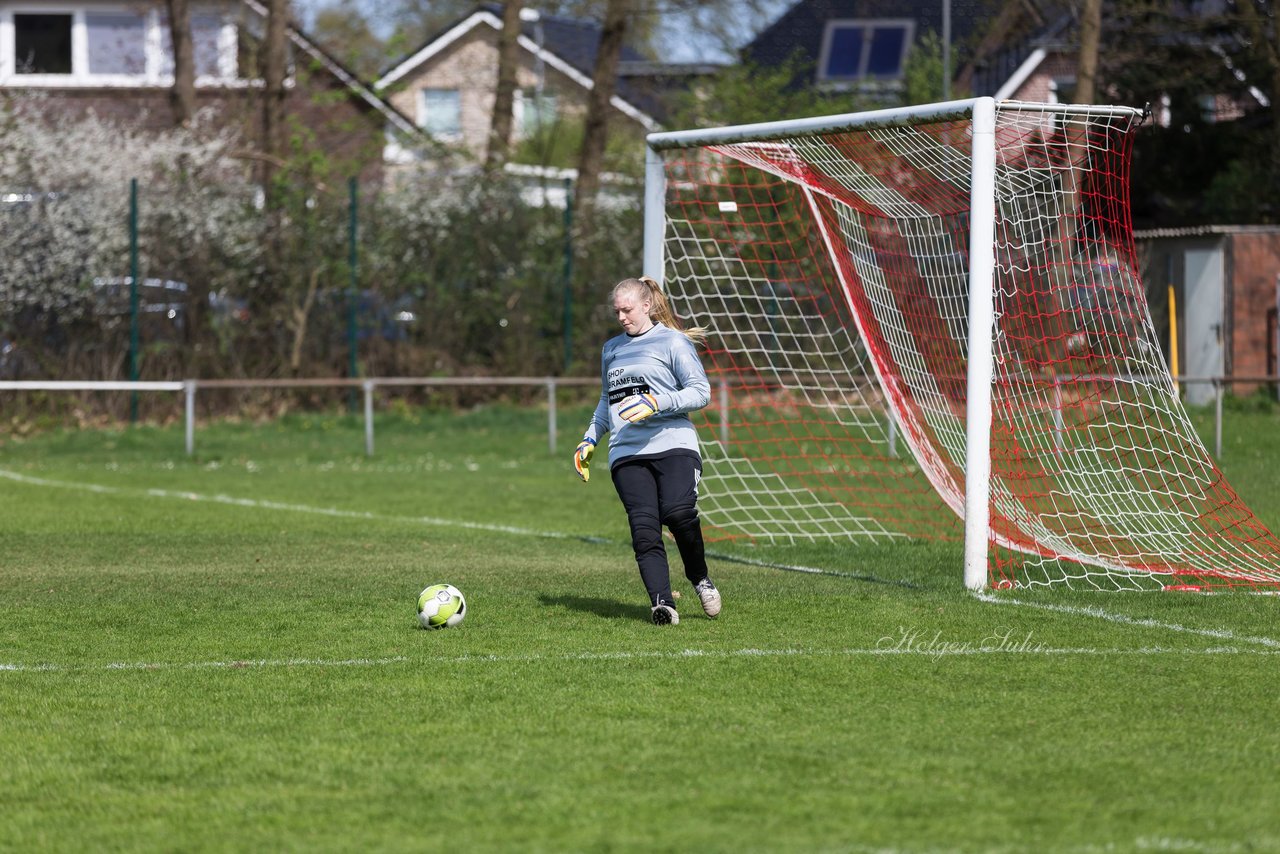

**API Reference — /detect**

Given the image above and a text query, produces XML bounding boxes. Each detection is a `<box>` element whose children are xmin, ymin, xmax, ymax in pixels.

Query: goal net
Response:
<box><xmin>645</xmin><ymin>98</ymin><xmax>1280</xmax><ymax>591</ymax></box>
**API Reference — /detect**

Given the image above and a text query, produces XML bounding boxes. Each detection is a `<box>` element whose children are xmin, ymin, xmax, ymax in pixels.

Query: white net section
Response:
<box><xmin>657</xmin><ymin>101</ymin><xmax>1280</xmax><ymax>589</ymax></box>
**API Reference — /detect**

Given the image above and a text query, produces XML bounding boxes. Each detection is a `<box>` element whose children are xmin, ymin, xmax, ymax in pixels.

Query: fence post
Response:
<box><xmin>562</xmin><ymin>179</ymin><xmax>574</xmax><ymax>373</ymax></box>
<box><xmin>347</xmin><ymin>178</ymin><xmax>360</xmax><ymax>414</ymax></box>
<box><xmin>1215</xmin><ymin>379</ymin><xmax>1224</xmax><ymax>460</ymax></box>
<box><xmin>363</xmin><ymin>380</ymin><xmax>375</xmax><ymax>457</ymax></box>
<box><xmin>184</xmin><ymin>380</ymin><xmax>196</xmax><ymax>456</ymax></box>
<box><xmin>547</xmin><ymin>379</ymin><xmax>557</xmax><ymax>454</ymax></box>
<box><xmin>887</xmin><ymin>409</ymin><xmax>898</xmax><ymax>457</ymax></box>
<box><xmin>128</xmin><ymin>178</ymin><xmax>140</xmax><ymax>423</ymax></box>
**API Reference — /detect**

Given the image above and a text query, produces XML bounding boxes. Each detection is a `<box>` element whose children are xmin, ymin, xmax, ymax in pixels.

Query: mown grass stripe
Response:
<box><xmin>5</xmin><ymin>467</ymin><xmax>1277</xmax><ymax>649</ymax></box>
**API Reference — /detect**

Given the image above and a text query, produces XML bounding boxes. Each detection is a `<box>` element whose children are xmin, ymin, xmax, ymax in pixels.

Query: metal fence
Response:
<box><xmin>0</xmin><ymin>377</ymin><xmax>597</xmax><ymax>456</ymax></box>
<box><xmin>0</xmin><ymin>375</ymin><xmax>1274</xmax><ymax>460</ymax></box>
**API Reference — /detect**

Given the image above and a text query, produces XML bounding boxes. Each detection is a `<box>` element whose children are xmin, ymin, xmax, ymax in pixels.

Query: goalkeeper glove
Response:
<box><xmin>618</xmin><ymin>393</ymin><xmax>659</xmax><ymax>423</ymax></box>
<box><xmin>574</xmin><ymin>437</ymin><xmax>596</xmax><ymax>483</ymax></box>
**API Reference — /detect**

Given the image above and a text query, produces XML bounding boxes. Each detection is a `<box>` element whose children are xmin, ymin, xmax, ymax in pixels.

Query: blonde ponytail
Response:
<box><xmin>614</xmin><ymin>275</ymin><xmax>708</xmax><ymax>346</ymax></box>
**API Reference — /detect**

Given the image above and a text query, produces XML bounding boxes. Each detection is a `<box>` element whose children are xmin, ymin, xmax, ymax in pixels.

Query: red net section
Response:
<box><xmin>658</xmin><ymin>103</ymin><xmax>1280</xmax><ymax>589</ymax></box>
<box><xmin>987</xmin><ymin>108</ymin><xmax>1280</xmax><ymax>589</ymax></box>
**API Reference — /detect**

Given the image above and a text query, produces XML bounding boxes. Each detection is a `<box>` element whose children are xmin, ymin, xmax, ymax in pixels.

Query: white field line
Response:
<box><xmin>3</xmin><ymin>645</ymin><xmax>1280</xmax><ymax>674</ymax></box>
<box><xmin>0</xmin><ymin>468</ymin><xmax>580</xmax><ymax>541</ymax></box>
<box><xmin>4</xmin><ymin>467</ymin><xmax>1277</xmax><ymax>650</ymax></box>
<box><xmin>0</xmin><ymin>468</ymin><xmax>854</xmax><ymax>575</ymax></box>
<box><xmin>972</xmin><ymin>590</ymin><xmax>1280</xmax><ymax>649</ymax></box>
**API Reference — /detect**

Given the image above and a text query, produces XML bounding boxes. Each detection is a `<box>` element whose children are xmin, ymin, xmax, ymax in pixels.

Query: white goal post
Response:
<box><xmin>643</xmin><ymin>96</ymin><xmax>1280</xmax><ymax>592</ymax></box>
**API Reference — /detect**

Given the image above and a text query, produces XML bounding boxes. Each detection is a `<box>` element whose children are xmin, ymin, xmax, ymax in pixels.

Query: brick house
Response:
<box><xmin>1138</xmin><ymin>227</ymin><xmax>1280</xmax><ymax>403</ymax></box>
<box><xmin>375</xmin><ymin>4</ymin><xmax>677</xmax><ymax>168</ymax></box>
<box><xmin>741</xmin><ymin>0</ymin><xmax>993</xmax><ymax>98</ymax></box>
<box><xmin>0</xmin><ymin>0</ymin><xmax>421</xmax><ymax>179</ymax></box>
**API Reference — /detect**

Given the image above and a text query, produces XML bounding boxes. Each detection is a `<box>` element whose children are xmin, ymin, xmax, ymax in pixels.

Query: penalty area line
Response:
<box><xmin>3</xmin><ymin>645</ymin><xmax>1280</xmax><ymax>674</ymax></box>
<box><xmin>0</xmin><ymin>468</ymin><xmax>580</xmax><ymax>541</ymax></box>
<box><xmin>0</xmin><ymin>468</ymin><xmax>870</xmax><ymax>582</ymax></box>
<box><xmin>0</xmin><ymin>656</ymin><xmax>410</xmax><ymax>674</ymax></box>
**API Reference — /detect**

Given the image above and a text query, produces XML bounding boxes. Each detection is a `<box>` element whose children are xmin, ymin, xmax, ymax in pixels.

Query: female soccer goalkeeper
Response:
<box><xmin>573</xmin><ymin>275</ymin><xmax>721</xmax><ymax>626</ymax></box>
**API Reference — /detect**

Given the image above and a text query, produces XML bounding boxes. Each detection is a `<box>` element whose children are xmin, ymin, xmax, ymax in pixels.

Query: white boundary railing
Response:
<box><xmin>0</xmin><ymin>377</ymin><xmax>598</xmax><ymax>457</ymax></box>
<box><xmin>0</xmin><ymin>375</ymin><xmax>1267</xmax><ymax>460</ymax></box>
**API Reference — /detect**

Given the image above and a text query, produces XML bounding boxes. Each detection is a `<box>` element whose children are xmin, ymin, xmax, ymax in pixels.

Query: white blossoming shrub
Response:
<box><xmin>0</xmin><ymin>95</ymin><xmax>644</xmax><ymax>391</ymax></box>
<box><xmin>0</xmin><ymin>97</ymin><xmax>259</xmax><ymax>328</ymax></box>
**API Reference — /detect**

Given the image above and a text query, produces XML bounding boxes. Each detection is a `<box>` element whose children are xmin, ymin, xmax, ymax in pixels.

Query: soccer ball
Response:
<box><xmin>417</xmin><ymin>583</ymin><xmax>466</xmax><ymax>629</ymax></box>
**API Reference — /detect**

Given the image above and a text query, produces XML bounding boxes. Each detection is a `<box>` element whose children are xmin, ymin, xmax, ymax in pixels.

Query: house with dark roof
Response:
<box><xmin>0</xmin><ymin>0</ymin><xmax>421</xmax><ymax>178</ymax></box>
<box><xmin>741</xmin><ymin>0</ymin><xmax>992</xmax><ymax>97</ymax></box>
<box><xmin>375</xmin><ymin>4</ymin><xmax>700</xmax><ymax>167</ymax></box>
<box><xmin>964</xmin><ymin>0</ymin><xmax>1271</xmax><ymax>117</ymax></box>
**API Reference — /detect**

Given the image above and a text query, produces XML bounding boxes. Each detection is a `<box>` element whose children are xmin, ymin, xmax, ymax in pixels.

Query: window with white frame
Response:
<box><xmin>1049</xmin><ymin>77</ymin><xmax>1077</xmax><ymax>104</ymax></box>
<box><xmin>14</xmin><ymin>13</ymin><xmax>72</xmax><ymax>74</ymax></box>
<box><xmin>417</xmin><ymin>88</ymin><xmax>460</xmax><ymax>137</ymax></box>
<box><xmin>86</xmin><ymin>11</ymin><xmax>146</xmax><ymax>75</ymax></box>
<box><xmin>1</xmin><ymin>6</ymin><xmax>238</xmax><ymax>85</ymax></box>
<box><xmin>160</xmin><ymin>13</ymin><xmax>230</xmax><ymax>78</ymax></box>
<box><xmin>817</xmin><ymin>19</ymin><xmax>914</xmax><ymax>84</ymax></box>
<box><xmin>515</xmin><ymin>89</ymin><xmax>557</xmax><ymax>137</ymax></box>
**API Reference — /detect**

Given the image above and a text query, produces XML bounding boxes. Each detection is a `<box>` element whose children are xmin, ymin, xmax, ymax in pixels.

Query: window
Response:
<box><xmin>3</xmin><ymin>7</ymin><xmax>241</xmax><ymax>84</ymax></box>
<box><xmin>161</xmin><ymin>13</ymin><xmax>229</xmax><ymax>78</ymax></box>
<box><xmin>515</xmin><ymin>90</ymin><xmax>558</xmax><ymax>136</ymax></box>
<box><xmin>86</xmin><ymin>12</ymin><xmax>147</xmax><ymax>76</ymax></box>
<box><xmin>418</xmin><ymin>89</ymin><xmax>461</xmax><ymax>137</ymax></box>
<box><xmin>1049</xmin><ymin>77</ymin><xmax>1077</xmax><ymax>105</ymax></box>
<box><xmin>14</xmin><ymin>14</ymin><xmax>72</xmax><ymax>74</ymax></box>
<box><xmin>818</xmin><ymin>20</ymin><xmax>914</xmax><ymax>84</ymax></box>
<box><xmin>235</xmin><ymin>16</ymin><xmax>293</xmax><ymax>80</ymax></box>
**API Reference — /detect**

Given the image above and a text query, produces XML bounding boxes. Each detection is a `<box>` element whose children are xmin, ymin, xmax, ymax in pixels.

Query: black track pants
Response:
<box><xmin>610</xmin><ymin>454</ymin><xmax>709</xmax><ymax>607</ymax></box>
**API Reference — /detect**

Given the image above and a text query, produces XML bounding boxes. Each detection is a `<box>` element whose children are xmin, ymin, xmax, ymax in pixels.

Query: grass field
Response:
<box><xmin>2</xmin><ymin>404</ymin><xmax>1280</xmax><ymax>852</ymax></box>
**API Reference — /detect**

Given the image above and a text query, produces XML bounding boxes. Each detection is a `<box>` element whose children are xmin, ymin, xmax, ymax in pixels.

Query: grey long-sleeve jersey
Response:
<box><xmin>582</xmin><ymin>322</ymin><xmax>710</xmax><ymax>469</ymax></box>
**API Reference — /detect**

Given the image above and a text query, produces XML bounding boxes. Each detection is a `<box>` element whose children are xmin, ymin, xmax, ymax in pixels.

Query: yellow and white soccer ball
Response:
<box><xmin>416</xmin><ymin>583</ymin><xmax>467</xmax><ymax>629</ymax></box>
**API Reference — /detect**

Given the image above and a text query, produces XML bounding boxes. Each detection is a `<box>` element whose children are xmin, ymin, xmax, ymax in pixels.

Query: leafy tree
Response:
<box><xmin>903</xmin><ymin>29</ymin><xmax>949</xmax><ymax>106</ymax></box>
<box><xmin>1090</xmin><ymin>0</ymin><xmax>1280</xmax><ymax>224</ymax></box>
<box><xmin>664</xmin><ymin>53</ymin><xmax>874</xmax><ymax>129</ymax></box>
<box><xmin>311</xmin><ymin>0</ymin><xmax>388</xmax><ymax>79</ymax></box>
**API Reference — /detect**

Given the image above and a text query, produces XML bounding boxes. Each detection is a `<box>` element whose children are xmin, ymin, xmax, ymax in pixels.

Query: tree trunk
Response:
<box><xmin>289</xmin><ymin>267</ymin><xmax>322</xmax><ymax>376</ymax></box>
<box><xmin>166</xmin><ymin>0</ymin><xmax>196</xmax><ymax>126</ymax></box>
<box><xmin>485</xmin><ymin>0</ymin><xmax>524</xmax><ymax>172</ymax></box>
<box><xmin>1060</xmin><ymin>0</ymin><xmax>1104</xmax><ymax>231</ymax></box>
<box><xmin>1075</xmin><ymin>0</ymin><xmax>1103</xmax><ymax>104</ymax></box>
<box><xmin>574</xmin><ymin>0</ymin><xmax>629</xmax><ymax>237</ymax></box>
<box><xmin>262</xmin><ymin>0</ymin><xmax>290</xmax><ymax>198</ymax></box>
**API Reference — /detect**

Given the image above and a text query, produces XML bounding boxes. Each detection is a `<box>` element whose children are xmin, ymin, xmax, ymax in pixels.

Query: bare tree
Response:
<box><xmin>574</xmin><ymin>0</ymin><xmax>628</xmax><ymax>235</ymax></box>
<box><xmin>485</xmin><ymin>0</ymin><xmax>525</xmax><ymax>171</ymax></box>
<box><xmin>262</xmin><ymin>0</ymin><xmax>290</xmax><ymax>196</ymax></box>
<box><xmin>166</xmin><ymin>0</ymin><xmax>196</xmax><ymax>126</ymax></box>
<box><xmin>1075</xmin><ymin>0</ymin><xmax>1103</xmax><ymax>104</ymax></box>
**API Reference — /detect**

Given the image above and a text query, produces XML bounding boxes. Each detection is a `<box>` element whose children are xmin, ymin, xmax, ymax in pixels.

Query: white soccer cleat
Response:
<box><xmin>651</xmin><ymin>603</ymin><xmax>680</xmax><ymax>626</ymax></box>
<box><xmin>694</xmin><ymin>578</ymin><xmax>721</xmax><ymax>618</ymax></box>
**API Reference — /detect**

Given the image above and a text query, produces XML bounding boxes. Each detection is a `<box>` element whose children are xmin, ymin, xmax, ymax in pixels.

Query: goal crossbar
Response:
<box><xmin>646</xmin><ymin>99</ymin><xmax>1147</xmax><ymax>151</ymax></box>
